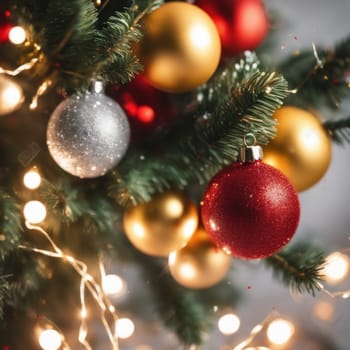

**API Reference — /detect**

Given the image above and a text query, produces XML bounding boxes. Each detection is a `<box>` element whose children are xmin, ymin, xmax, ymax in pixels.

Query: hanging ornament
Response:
<box><xmin>0</xmin><ymin>10</ymin><xmax>12</xmax><ymax>44</ymax></box>
<box><xmin>123</xmin><ymin>191</ymin><xmax>198</xmax><ymax>257</ymax></box>
<box><xmin>201</xmin><ymin>135</ymin><xmax>300</xmax><ymax>259</ymax></box>
<box><xmin>47</xmin><ymin>81</ymin><xmax>130</xmax><ymax>178</ymax></box>
<box><xmin>134</xmin><ymin>2</ymin><xmax>221</xmax><ymax>93</ymax></box>
<box><xmin>0</xmin><ymin>75</ymin><xmax>24</xmax><ymax>115</ymax></box>
<box><xmin>196</xmin><ymin>0</ymin><xmax>268</xmax><ymax>56</ymax></box>
<box><xmin>263</xmin><ymin>106</ymin><xmax>332</xmax><ymax>192</ymax></box>
<box><xmin>107</xmin><ymin>74</ymin><xmax>176</xmax><ymax>143</ymax></box>
<box><xmin>168</xmin><ymin>227</ymin><xmax>231</xmax><ymax>289</ymax></box>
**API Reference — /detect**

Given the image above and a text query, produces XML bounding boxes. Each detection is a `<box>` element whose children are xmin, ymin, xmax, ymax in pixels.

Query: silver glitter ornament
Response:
<box><xmin>47</xmin><ymin>82</ymin><xmax>130</xmax><ymax>178</ymax></box>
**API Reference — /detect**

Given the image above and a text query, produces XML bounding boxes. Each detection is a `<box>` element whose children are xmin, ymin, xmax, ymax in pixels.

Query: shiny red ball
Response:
<box><xmin>196</xmin><ymin>0</ymin><xmax>269</xmax><ymax>56</ymax></box>
<box><xmin>201</xmin><ymin>161</ymin><xmax>300</xmax><ymax>259</ymax></box>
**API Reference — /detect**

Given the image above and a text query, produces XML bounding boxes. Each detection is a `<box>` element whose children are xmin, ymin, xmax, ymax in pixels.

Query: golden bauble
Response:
<box><xmin>168</xmin><ymin>228</ymin><xmax>231</xmax><ymax>289</ymax></box>
<box><xmin>123</xmin><ymin>191</ymin><xmax>198</xmax><ymax>257</ymax></box>
<box><xmin>0</xmin><ymin>75</ymin><xmax>24</xmax><ymax>116</ymax></box>
<box><xmin>134</xmin><ymin>2</ymin><xmax>221</xmax><ymax>93</ymax></box>
<box><xmin>263</xmin><ymin>106</ymin><xmax>332</xmax><ymax>192</ymax></box>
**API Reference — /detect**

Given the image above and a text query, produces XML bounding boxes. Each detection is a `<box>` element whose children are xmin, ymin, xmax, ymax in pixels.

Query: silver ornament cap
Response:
<box><xmin>47</xmin><ymin>81</ymin><xmax>130</xmax><ymax>178</ymax></box>
<box><xmin>239</xmin><ymin>133</ymin><xmax>263</xmax><ymax>163</ymax></box>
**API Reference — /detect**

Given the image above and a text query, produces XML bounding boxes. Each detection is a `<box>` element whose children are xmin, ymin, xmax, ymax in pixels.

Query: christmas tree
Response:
<box><xmin>0</xmin><ymin>0</ymin><xmax>350</xmax><ymax>349</ymax></box>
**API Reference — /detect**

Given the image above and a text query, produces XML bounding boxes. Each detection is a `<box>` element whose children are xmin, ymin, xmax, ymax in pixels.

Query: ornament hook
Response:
<box><xmin>239</xmin><ymin>133</ymin><xmax>263</xmax><ymax>163</ymax></box>
<box><xmin>243</xmin><ymin>133</ymin><xmax>257</xmax><ymax>147</ymax></box>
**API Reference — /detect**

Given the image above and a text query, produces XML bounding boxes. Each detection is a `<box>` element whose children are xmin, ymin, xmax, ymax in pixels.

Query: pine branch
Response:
<box><xmin>11</xmin><ymin>0</ymin><xmax>161</xmax><ymax>93</ymax></box>
<box><xmin>0</xmin><ymin>189</ymin><xmax>22</xmax><ymax>260</ymax></box>
<box><xmin>265</xmin><ymin>242</ymin><xmax>325</xmax><ymax>296</ymax></box>
<box><xmin>279</xmin><ymin>36</ymin><xmax>350</xmax><ymax>109</ymax></box>
<box><xmin>323</xmin><ymin>117</ymin><xmax>350</xmax><ymax>144</ymax></box>
<box><xmin>0</xmin><ymin>275</ymin><xmax>9</xmax><ymax>319</ymax></box>
<box><xmin>109</xmin><ymin>68</ymin><xmax>288</xmax><ymax>206</ymax></box>
<box><xmin>144</xmin><ymin>259</ymin><xmax>209</xmax><ymax>346</ymax></box>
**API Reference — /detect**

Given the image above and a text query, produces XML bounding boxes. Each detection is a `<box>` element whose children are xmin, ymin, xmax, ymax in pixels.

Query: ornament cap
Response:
<box><xmin>90</xmin><ymin>80</ymin><xmax>104</xmax><ymax>94</ymax></box>
<box><xmin>239</xmin><ymin>133</ymin><xmax>263</xmax><ymax>163</ymax></box>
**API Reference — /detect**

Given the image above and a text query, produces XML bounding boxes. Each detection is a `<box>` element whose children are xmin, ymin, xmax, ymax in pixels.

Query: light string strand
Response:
<box><xmin>232</xmin><ymin>310</ymin><xmax>279</xmax><ymax>350</ymax></box>
<box><xmin>19</xmin><ymin>221</ymin><xmax>120</xmax><ymax>350</ymax></box>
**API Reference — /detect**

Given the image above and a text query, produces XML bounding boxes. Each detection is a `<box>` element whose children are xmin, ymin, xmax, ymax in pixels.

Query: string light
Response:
<box><xmin>23</xmin><ymin>200</ymin><xmax>47</xmax><ymax>224</ymax></box>
<box><xmin>115</xmin><ymin>318</ymin><xmax>135</xmax><ymax>339</ymax></box>
<box><xmin>322</xmin><ymin>251</ymin><xmax>350</xmax><ymax>284</ymax></box>
<box><xmin>232</xmin><ymin>311</ymin><xmax>279</xmax><ymax>350</ymax></box>
<box><xmin>0</xmin><ymin>58</ymin><xmax>39</xmax><ymax>76</ymax></box>
<box><xmin>8</xmin><ymin>26</ymin><xmax>26</xmax><ymax>45</ymax></box>
<box><xmin>38</xmin><ymin>329</ymin><xmax>63</xmax><ymax>350</ymax></box>
<box><xmin>30</xmin><ymin>79</ymin><xmax>52</xmax><ymax>109</ymax></box>
<box><xmin>19</xmin><ymin>222</ymin><xmax>120</xmax><ymax>350</ymax></box>
<box><xmin>266</xmin><ymin>318</ymin><xmax>295</xmax><ymax>346</ymax></box>
<box><xmin>102</xmin><ymin>274</ymin><xmax>126</xmax><ymax>297</ymax></box>
<box><xmin>23</xmin><ymin>167</ymin><xmax>42</xmax><ymax>189</ymax></box>
<box><xmin>218</xmin><ymin>313</ymin><xmax>240</xmax><ymax>335</ymax></box>
<box><xmin>0</xmin><ymin>76</ymin><xmax>24</xmax><ymax>115</ymax></box>
<box><xmin>313</xmin><ymin>300</ymin><xmax>334</xmax><ymax>321</ymax></box>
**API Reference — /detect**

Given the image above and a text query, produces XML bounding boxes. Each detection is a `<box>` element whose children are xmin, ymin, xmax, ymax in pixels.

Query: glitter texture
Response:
<box><xmin>201</xmin><ymin>161</ymin><xmax>300</xmax><ymax>259</ymax></box>
<box><xmin>47</xmin><ymin>91</ymin><xmax>130</xmax><ymax>178</ymax></box>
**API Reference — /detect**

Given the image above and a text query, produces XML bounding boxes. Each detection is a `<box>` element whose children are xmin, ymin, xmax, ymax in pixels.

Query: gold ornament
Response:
<box><xmin>123</xmin><ymin>191</ymin><xmax>198</xmax><ymax>256</ymax></box>
<box><xmin>168</xmin><ymin>228</ymin><xmax>231</xmax><ymax>289</ymax></box>
<box><xmin>134</xmin><ymin>2</ymin><xmax>221</xmax><ymax>93</ymax></box>
<box><xmin>0</xmin><ymin>75</ymin><xmax>24</xmax><ymax>115</ymax></box>
<box><xmin>263</xmin><ymin>106</ymin><xmax>332</xmax><ymax>192</ymax></box>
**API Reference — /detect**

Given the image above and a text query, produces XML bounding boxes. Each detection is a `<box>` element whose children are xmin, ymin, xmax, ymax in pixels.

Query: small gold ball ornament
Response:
<box><xmin>168</xmin><ymin>228</ymin><xmax>231</xmax><ymax>289</ymax></box>
<box><xmin>134</xmin><ymin>2</ymin><xmax>221</xmax><ymax>93</ymax></box>
<box><xmin>123</xmin><ymin>191</ymin><xmax>198</xmax><ymax>257</ymax></box>
<box><xmin>263</xmin><ymin>106</ymin><xmax>332</xmax><ymax>192</ymax></box>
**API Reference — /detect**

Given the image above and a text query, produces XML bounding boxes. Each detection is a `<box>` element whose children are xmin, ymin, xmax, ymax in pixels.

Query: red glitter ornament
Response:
<box><xmin>201</xmin><ymin>139</ymin><xmax>300</xmax><ymax>259</ymax></box>
<box><xmin>196</xmin><ymin>0</ymin><xmax>269</xmax><ymax>56</ymax></box>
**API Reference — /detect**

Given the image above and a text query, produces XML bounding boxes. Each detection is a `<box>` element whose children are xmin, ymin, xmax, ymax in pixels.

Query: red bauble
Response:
<box><xmin>201</xmin><ymin>160</ymin><xmax>300</xmax><ymax>259</ymax></box>
<box><xmin>107</xmin><ymin>74</ymin><xmax>175</xmax><ymax>143</ymax></box>
<box><xmin>196</xmin><ymin>0</ymin><xmax>269</xmax><ymax>56</ymax></box>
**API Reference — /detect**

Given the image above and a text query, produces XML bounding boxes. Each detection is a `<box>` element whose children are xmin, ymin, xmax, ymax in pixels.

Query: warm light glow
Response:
<box><xmin>179</xmin><ymin>263</ymin><xmax>196</xmax><ymax>279</ymax></box>
<box><xmin>164</xmin><ymin>197</ymin><xmax>183</xmax><ymax>217</ymax></box>
<box><xmin>23</xmin><ymin>168</ymin><xmax>42</xmax><ymax>189</ymax></box>
<box><xmin>102</xmin><ymin>274</ymin><xmax>126</xmax><ymax>296</ymax></box>
<box><xmin>301</xmin><ymin>128</ymin><xmax>319</xmax><ymax>150</ymax></box>
<box><xmin>38</xmin><ymin>329</ymin><xmax>63</xmax><ymax>350</ymax></box>
<box><xmin>23</xmin><ymin>200</ymin><xmax>47</xmax><ymax>224</ymax></box>
<box><xmin>313</xmin><ymin>300</ymin><xmax>334</xmax><ymax>321</ymax></box>
<box><xmin>322</xmin><ymin>252</ymin><xmax>350</xmax><ymax>283</ymax></box>
<box><xmin>1</xmin><ymin>84</ymin><xmax>23</xmax><ymax>112</ymax></box>
<box><xmin>245</xmin><ymin>347</ymin><xmax>271</xmax><ymax>350</ymax></box>
<box><xmin>267</xmin><ymin>318</ymin><xmax>295</xmax><ymax>345</ymax></box>
<box><xmin>218</xmin><ymin>313</ymin><xmax>240</xmax><ymax>335</ymax></box>
<box><xmin>131</xmin><ymin>222</ymin><xmax>145</xmax><ymax>238</ymax></box>
<box><xmin>115</xmin><ymin>317</ymin><xmax>135</xmax><ymax>339</ymax></box>
<box><xmin>190</xmin><ymin>24</ymin><xmax>211</xmax><ymax>50</ymax></box>
<box><xmin>8</xmin><ymin>26</ymin><xmax>26</xmax><ymax>45</ymax></box>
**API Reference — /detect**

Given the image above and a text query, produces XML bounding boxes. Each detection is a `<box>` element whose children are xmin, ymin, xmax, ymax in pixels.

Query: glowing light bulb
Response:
<box><xmin>0</xmin><ymin>76</ymin><xmax>24</xmax><ymax>115</ymax></box>
<box><xmin>218</xmin><ymin>313</ymin><xmax>240</xmax><ymax>335</ymax></box>
<box><xmin>23</xmin><ymin>200</ymin><xmax>47</xmax><ymax>224</ymax></box>
<box><xmin>8</xmin><ymin>26</ymin><xmax>26</xmax><ymax>45</ymax></box>
<box><xmin>115</xmin><ymin>317</ymin><xmax>135</xmax><ymax>339</ymax></box>
<box><xmin>23</xmin><ymin>168</ymin><xmax>42</xmax><ymax>189</ymax></box>
<box><xmin>313</xmin><ymin>300</ymin><xmax>334</xmax><ymax>321</ymax></box>
<box><xmin>322</xmin><ymin>252</ymin><xmax>350</xmax><ymax>284</ymax></box>
<box><xmin>102</xmin><ymin>274</ymin><xmax>126</xmax><ymax>296</ymax></box>
<box><xmin>38</xmin><ymin>329</ymin><xmax>63</xmax><ymax>350</ymax></box>
<box><xmin>267</xmin><ymin>318</ymin><xmax>295</xmax><ymax>345</ymax></box>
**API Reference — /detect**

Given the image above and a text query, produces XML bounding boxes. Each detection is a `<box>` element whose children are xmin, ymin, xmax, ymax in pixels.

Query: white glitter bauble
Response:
<box><xmin>47</xmin><ymin>84</ymin><xmax>130</xmax><ymax>178</ymax></box>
